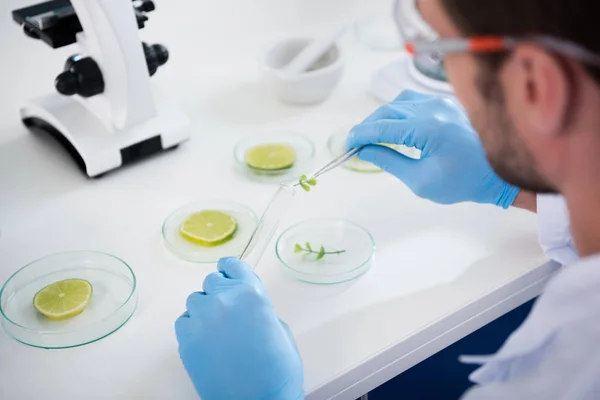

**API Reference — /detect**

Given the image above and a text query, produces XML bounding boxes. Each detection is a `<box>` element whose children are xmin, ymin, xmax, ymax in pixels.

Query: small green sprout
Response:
<box><xmin>316</xmin><ymin>245</ymin><xmax>326</xmax><ymax>261</ymax></box>
<box><xmin>294</xmin><ymin>242</ymin><xmax>346</xmax><ymax>261</ymax></box>
<box><xmin>298</xmin><ymin>175</ymin><xmax>318</xmax><ymax>192</ymax></box>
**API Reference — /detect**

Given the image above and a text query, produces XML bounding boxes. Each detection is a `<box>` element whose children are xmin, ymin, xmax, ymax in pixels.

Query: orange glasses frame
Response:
<box><xmin>404</xmin><ymin>36</ymin><xmax>600</xmax><ymax>67</ymax></box>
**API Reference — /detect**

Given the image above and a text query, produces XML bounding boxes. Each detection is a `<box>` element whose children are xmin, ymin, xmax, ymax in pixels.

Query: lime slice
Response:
<box><xmin>33</xmin><ymin>279</ymin><xmax>93</xmax><ymax>320</ymax></box>
<box><xmin>180</xmin><ymin>210</ymin><xmax>238</xmax><ymax>246</ymax></box>
<box><xmin>245</xmin><ymin>144</ymin><xmax>296</xmax><ymax>171</ymax></box>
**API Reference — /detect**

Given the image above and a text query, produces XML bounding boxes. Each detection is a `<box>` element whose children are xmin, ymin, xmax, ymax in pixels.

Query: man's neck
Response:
<box><xmin>557</xmin><ymin>79</ymin><xmax>600</xmax><ymax>257</ymax></box>
<box><xmin>564</xmin><ymin>184</ymin><xmax>600</xmax><ymax>257</ymax></box>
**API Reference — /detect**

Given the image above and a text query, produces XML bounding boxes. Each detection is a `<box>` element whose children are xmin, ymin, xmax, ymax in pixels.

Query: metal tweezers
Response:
<box><xmin>294</xmin><ymin>145</ymin><xmax>365</xmax><ymax>185</ymax></box>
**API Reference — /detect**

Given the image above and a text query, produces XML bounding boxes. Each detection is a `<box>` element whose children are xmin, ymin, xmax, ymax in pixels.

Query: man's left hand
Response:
<box><xmin>175</xmin><ymin>257</ymin><xmax>304</xmax><ymax>400</ymax></box>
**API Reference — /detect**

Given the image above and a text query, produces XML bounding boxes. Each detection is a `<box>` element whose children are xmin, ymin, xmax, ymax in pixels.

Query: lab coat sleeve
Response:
<box><xmin>459</xmin><ymin>360</ymin><xmax>600</xmax><ymax>400</ymax></box>
<box><xmin>536</xmin><ymin>194</ymin><xmax>578</xmax><ymax>265</ymax></box>
<box><xmin>458</xmin><ymin>319</ymin><xmax>600</xmax><ymax>400</ymax></box>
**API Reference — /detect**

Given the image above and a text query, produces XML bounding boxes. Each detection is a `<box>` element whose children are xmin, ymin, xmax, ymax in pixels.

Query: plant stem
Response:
<box><xmin>298</xmin><ymin>248</ymin><xmax>346</xmax><ymax>255</ymax></box>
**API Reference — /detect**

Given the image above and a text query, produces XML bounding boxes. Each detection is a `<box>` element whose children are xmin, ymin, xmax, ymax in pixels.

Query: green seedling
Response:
<box><xmin>298</xmin><ymin>174</ymin><xmax>318</xmax><ymax>192</ymax></box>
<box><xmin>294</xmin><ymin>242</ymin><xmax>346</xmax><ymax>261</ymax></box>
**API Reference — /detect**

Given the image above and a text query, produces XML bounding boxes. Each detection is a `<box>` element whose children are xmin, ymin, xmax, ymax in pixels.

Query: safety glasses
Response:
<box><xmin>393</xmin><ymin>0</ymin><xmax>600</xmax><ymax>84</ymax></box>
<box><xmin>404</xmin><ymin>36</ymin><xmax>600</xmax><ymax>67</ymax></box>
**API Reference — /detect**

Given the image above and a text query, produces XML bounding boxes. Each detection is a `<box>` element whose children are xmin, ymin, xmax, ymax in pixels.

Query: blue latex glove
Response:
<box><xmin>345</xmin><ymin>90</ymin><xmax>520</xmax><ymax>209</ymax></box>
<box><xmin>175</xmin><ymin>257</ymin><xmax>304</xmax><ymax>400</ymax></box>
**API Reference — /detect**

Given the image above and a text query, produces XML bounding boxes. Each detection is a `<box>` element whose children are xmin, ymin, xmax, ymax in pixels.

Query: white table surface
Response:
<box><xmin>0</xmin><ymin>1</ymin><xmax>560</xmax><ymax>399</ymax></box>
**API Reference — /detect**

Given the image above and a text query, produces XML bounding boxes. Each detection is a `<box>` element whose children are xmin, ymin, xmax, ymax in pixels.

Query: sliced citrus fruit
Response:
<box><xmin>245</xmin><ymin>144</ymin><xmax>296</xmax><ymax>171</ymax></box>
<box><xmin>33</xmin><ymin>279</ymin><xmax>93</xmax><ymax>320</ymax></box>
<box><xmin>179</xmin><ymin>210</ymin><xmax>238</xmax><ymax>246</ymax></box>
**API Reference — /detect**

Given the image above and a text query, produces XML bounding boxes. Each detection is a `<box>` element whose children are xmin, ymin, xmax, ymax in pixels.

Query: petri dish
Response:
<box><xmin>234</xmin><ymin>131</ymin><xmax>315</xmax><ymax>184</ymax></box>
<box><xmin>276</xmin><ymin>219</ymin><xmax>375</xmax><ymax>284</ymax></box>
<box><xmin>328</xmin><ymin>126</ymin><xmax>421</xmax><ymax>173</ymax></box>
<box><xmin>162</xmin><ymin>199</ymin><xmax>258</xmax><ymax>263</ymax></box>
<box><xmin>0</xmin><ymin>251</ymin><xmax>137</xmax><ymax>349</ymax></box>
<box><xmin>328</xmin><ymin>127</ymin><xmax>384</xmax><ymax>173</ymax></box>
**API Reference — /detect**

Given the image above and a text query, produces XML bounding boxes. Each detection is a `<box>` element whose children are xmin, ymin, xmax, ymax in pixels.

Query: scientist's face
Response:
<box><xmin>418</xmin><ymin>0</ymin><xmax>559</xmax><ymax>193</ymax></box>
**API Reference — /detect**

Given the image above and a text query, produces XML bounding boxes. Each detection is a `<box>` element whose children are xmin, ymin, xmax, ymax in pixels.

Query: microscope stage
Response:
<box><xmin>12</xmin><ymin>0</ymin><xmax>150</xmax><ymax>49</ymax></box>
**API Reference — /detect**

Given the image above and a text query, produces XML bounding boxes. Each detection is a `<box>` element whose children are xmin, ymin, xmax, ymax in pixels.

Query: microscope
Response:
<box><xmin>11</xmin><ymin>0</ymin><xmax>190</xmax><ymax>177</ymax></box>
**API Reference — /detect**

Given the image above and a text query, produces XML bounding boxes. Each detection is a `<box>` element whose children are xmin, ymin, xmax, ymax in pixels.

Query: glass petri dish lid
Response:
<box><xmin>162</xmin><ymin>199</ymin><xmax>258</xmax><ymax>263</ymax></box>
<box><xmin>0</xmin><ymin>251</ymin><xmax>137</xmax><ymax>349</ymax></box>
<box><xmin>329</xmin><ymin>126</ymin><xmax>421</xmax><ymax>173</ymax></box>
<box><xmin>276</xmin><ymin>219</ymin><xmax>375</xmax><ymax>284</ymax></box>
<box><xmin>234</xmin><ymin>130</ymin><xmax>315</xmax><ymax>184</ymax></box>
<box><xmin>328</xmin><ymin>127</ymin><xmax>384</xmax><ymax>173</ymax></box>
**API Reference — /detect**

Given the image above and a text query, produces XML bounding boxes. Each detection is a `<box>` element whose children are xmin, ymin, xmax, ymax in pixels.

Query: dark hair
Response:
<box><xmin>440</xmin><ymin>0</ymin><xmax>600</xmax><ymax>86</ymax></box>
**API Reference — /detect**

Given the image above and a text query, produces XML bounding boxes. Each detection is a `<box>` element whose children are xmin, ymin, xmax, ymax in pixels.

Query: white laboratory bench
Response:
<box><xmin>0</xmin><ymin>0</ymin><xmax>560</xmax><ymax>399</ymax></box>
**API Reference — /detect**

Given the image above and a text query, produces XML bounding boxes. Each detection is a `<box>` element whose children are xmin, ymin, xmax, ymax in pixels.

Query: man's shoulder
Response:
<box><xmin>460</xmin><ymin>315</ymin><xmax>600</xmax><ymax>400</ymax></box>
<box><xmin>460</xmin><ymin>256</ymin><xmax>600</xmax><ymax>399</ymax></box>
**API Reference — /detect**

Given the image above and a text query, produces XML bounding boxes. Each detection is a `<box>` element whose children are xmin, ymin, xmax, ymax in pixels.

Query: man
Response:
<box><xmin>175</xmin><ymin>0</ymin><xmax>600</xmax><ymax>398</ymax></box>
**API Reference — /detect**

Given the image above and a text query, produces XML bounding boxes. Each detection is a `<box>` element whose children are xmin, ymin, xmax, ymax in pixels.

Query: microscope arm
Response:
<box><xmin>72</xmin><ymin>0</ymin><xmax>156</xmax><ymax>130</ymax></box>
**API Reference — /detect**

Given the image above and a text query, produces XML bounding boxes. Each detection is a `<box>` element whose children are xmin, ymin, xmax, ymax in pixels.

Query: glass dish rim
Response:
<box><xmin>0</xmin><ymin>250</ymin><xmax>137</xmax><ymax>335</ymax></box>
<box><xmin>233</xmin><ymin>130</ymin><xmax>317</xmax><ymax>171</ymax></box>
<box><xmin>275</xmin><ymin>218</ymin><xmax>376</xmax><ymax>276</ymax></box>
<box><xmin>161</xmin><ymin>198</ymin><xmax>259</xmax><ymax>264</ymax></box>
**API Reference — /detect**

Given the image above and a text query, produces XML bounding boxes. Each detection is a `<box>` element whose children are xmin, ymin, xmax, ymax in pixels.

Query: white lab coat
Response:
<box><xmin>459</xmin><ymin>194</ymin><xmax>600</xmax><ymax>399</ymax></box>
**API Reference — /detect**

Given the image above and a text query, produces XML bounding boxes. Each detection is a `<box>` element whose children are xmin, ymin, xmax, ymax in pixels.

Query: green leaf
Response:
<box><xmin>305</xmin><ymin>242</ymin><xmax>312</xmax><ymax>251</ymax></box>
<box><xmin>307</xmin><ymin>178</ymin><xmax>317</xmax><ymax>186</ymax></box>
<box><xmin>294</xmin><ymin>244</ymin><xmax>302</xmax><ymax>253</ymax></box>
<box><xmin>299</xmin><ymin>174</ymin><xmax>307</xmax><ymax>183</ymax></box>
<box><xmin>300</xmin><ymin>182</ymin><xmax>311</xmax><ymax>192</ymax></box>
<box><xmin>316</xmin><ymin>245</ymin><xmax>325</xmax><ymax>260</ymax></box>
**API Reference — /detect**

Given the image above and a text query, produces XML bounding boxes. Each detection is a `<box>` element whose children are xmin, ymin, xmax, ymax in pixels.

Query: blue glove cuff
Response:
<box><xmin>496</xmin><ymin>184</ymin><xmax>521</xmax><ymax>209</ymax></box>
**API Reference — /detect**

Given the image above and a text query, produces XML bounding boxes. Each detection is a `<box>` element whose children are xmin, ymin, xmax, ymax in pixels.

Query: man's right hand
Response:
<box><xmin>346</xmin><ymin>90</ymin><xmax>520</xmax><ymax>209</ymax></box>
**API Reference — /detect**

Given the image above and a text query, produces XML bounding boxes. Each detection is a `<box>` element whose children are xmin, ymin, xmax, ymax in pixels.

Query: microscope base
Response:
<box><xmin>19</xmin><ymin>90</ymin><xmax>190</xmax><ymax>178</ymax></box>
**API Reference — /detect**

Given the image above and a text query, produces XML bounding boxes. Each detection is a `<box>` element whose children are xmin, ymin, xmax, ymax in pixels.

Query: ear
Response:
<box><xmin>501</xmin><ymin>44</ymin><xmax>571</xmax><ymax>138</ymax></box>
